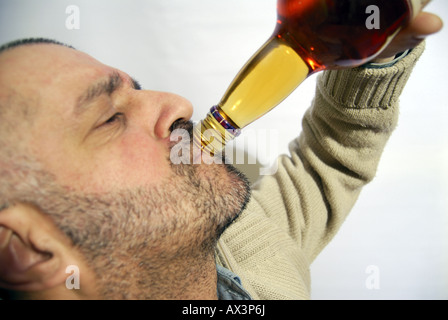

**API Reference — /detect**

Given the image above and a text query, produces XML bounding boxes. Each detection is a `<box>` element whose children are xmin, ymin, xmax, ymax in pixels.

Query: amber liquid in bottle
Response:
<box><xmin>194</xmin><ymin>0</ymin><xmax>418</xmax><ymax>155</ymax></box>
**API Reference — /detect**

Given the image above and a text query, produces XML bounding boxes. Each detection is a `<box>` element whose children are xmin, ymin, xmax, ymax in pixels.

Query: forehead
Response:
<box><xmin>0</xmin><ymin>44</ymin><xmax>113</xmax><ymax>113</ymax></box>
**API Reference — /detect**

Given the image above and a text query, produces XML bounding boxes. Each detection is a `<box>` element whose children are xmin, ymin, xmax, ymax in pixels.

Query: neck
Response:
<box><xmin>93</xmin><ymin>249</ymin><xmax>219</xmax><ymax>300</ymax></box>
<box><xmin>15</xmin><ymin>252</ymin><xmax>218</xmax><ymax>300</ymax></box>
<box><xmin>152</xmin><ymin>253</ymin><xmax>218</xmax><ymax>300</ymax></box>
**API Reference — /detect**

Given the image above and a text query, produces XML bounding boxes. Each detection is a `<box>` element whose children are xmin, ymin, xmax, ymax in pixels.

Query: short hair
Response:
<box><xmin>0</xmin><ymin>37</ymin><xmax>75</xmax><ymax>56</ymax></box>
<box><xmin>0</xmin><ymin>37</ymin><xmax>75</xmax><ymax>129</ymax></box>
<box><xmin>0</xmin><ymin>38</ymin><xmax>75</xmax><ymax>210</ymax></box>
<box><xmin>0</xmin><ymin>38</ymin><xmax>77</xmax><ymax>300</ymax></box>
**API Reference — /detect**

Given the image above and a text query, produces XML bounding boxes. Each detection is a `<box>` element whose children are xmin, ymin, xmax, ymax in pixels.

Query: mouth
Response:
<box><xmin>168</xmin><ymin>119</ymin><xmax>226</xmax><ymax>165</ymax></box>
<box><xmin>168</xmin><ymin>119</ymin><xmax>202</xmax><ymax>165</ymax></box>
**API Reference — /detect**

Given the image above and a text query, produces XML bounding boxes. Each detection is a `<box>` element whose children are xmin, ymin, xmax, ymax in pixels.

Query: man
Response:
<box><xmin>0</xmin><ymin>11</ymin><xmax>442</xmax><ymax>299</ymax></box>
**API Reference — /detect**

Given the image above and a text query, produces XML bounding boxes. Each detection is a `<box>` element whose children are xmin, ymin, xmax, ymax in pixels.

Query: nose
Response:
<box><xmin>136</xmin><ymin>91</ymin><xmax>193</xmax><ymax>139</ymax></box>
<box><xmin>154</xmin><ymin>92</ymin><xmax>193</xmax><ymax>139</ymax></box>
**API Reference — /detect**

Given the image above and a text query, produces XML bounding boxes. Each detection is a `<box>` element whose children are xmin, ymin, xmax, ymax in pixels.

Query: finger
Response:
<box><xmin>402</xmin><ymin>12</ymin><xmax>444</xmax><ymax>41</ymax></box>
<box><xmin>375</xmin><ymin>12</ymin><xmax>443</xmax><ymax>59</ymax></box>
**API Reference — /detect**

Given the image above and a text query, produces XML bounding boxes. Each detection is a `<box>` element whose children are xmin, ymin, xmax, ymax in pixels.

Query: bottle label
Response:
<box><xmin>409</xmin><ymin>0</ymin><xmax>431</xmax><ymax>19</ymax></box>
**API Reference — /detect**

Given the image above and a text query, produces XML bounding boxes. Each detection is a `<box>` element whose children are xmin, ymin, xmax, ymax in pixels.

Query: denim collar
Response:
<box><xmin>216</xmin><ymin>265</ymin><xmax>252</xmax><ymax>300</ymax></box>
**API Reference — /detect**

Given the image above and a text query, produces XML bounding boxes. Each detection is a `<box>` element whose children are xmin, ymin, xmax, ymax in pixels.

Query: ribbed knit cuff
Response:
<box><xmin>317</xmin><ymin>42</ymin><xmax>425</xmax><ymax>110</ymax></box>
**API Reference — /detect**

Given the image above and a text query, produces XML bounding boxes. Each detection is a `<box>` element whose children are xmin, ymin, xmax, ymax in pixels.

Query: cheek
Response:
<box><xmin>111</xmin><ymin>133</ymin><xmax>171</xmax><ymax>187</ymax></box>
<box><xmin>36</xmin><ymin>129</ymin><xmax>171</xmax><ymax>193</ymax></box>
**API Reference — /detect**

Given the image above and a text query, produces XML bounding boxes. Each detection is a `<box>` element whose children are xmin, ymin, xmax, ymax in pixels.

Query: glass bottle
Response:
<box><xmin>194</xmin><ymin>0</ymin><xmax>429</xmax><ymax>155</ymax></box>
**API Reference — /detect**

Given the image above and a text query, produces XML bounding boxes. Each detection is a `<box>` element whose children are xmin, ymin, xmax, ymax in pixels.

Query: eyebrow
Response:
<box><xmin>75</xmin><ymin>71</ymin><xmax>141</xmax><ymax>115</ymax></box>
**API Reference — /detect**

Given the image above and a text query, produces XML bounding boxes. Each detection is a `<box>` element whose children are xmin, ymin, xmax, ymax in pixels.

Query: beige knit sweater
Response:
<box><xmin>215</xmin><ymin>43</ymin><xmax>425</xmax><ymax>300</ymax></box>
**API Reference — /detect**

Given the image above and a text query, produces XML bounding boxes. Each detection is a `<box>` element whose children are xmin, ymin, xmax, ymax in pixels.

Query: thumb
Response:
<box><xmin>375</xmin><ymin>12</ymin><xmax>443</xmax><ymax>60</ymax></box>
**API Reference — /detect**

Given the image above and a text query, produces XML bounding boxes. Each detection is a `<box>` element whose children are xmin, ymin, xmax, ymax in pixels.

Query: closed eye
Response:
<box><xmin>102</xmin><ymin>112</ymin><xmax>125</xmax><ymax>127</ymax></box>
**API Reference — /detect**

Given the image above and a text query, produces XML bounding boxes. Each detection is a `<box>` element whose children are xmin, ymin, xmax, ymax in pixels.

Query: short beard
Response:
<box><xmin>13</xmin><ymin>120</ymin><xmax>251</xmax><ymax>298</ymax></box>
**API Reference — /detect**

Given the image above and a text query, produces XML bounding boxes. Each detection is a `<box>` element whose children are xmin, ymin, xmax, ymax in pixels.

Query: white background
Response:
<box><xmin>0</xmin><ymin>0</ymin><xmax>446</xmax><ymax>300</ymax></box>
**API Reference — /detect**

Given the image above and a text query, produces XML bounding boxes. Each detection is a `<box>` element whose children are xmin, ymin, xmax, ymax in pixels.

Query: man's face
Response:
<box><xmin>2</xmin><ymin>44</ymin><xmax>193</xmax><ymax>193</ymax></box>
<box><xmin>0</xmin><ymin>44</ymin><xmax>250</xmax><ymax>298</ymax></box>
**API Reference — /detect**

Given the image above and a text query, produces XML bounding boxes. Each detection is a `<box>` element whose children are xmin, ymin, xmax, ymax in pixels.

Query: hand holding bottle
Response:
<box><xmin>194</xmin><ymin>0</ymin><xmax>444</xmax><ymax>155</ymax></box>
<box><xmin>373</xmin><ymin>11</ymin><xmax>443</xmax><ymax>62</ymax></box>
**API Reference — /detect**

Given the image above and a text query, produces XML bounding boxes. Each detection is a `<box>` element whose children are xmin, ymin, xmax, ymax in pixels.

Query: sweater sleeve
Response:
<box><xmin>216</xmin><ymin>42</ymin><xmax>425</xmax><ymax>299</ymax></box>
<box><xmin>256</xmin><ymin>42</ymin><xmax>425</xmax><ymax>261</ymax></box>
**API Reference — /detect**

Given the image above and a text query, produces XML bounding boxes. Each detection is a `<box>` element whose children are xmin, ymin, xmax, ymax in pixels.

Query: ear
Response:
<box><xmin>0</xmin><ymin>203</ymin><xmax>76</xmax><ymax>292</ymax></box>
